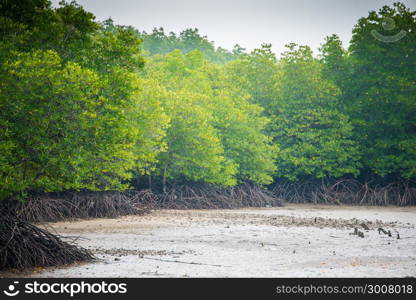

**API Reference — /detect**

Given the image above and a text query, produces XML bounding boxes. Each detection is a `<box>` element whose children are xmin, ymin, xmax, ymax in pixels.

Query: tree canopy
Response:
<box><xmin>0</xmin><ymin>1</ymin><xmax>414</xmax><ymax>201</ymax></box>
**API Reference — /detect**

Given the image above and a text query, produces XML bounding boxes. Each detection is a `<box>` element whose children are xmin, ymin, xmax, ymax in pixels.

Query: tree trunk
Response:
<box><xmin>163</xmin><ymin>165</ymin><xmax>167</xmax><ymax>194</ymax></box>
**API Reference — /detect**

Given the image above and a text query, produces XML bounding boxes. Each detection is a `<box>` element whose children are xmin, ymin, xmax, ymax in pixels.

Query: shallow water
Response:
<box><xmin>11</xmin><ymin>205</ymin><xmax>416</xmax><ymax>277</ymax></box>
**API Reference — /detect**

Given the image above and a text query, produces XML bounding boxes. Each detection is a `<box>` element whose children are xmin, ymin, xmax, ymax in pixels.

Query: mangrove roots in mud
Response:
<box><xmin>1</xmin><ymin>184</ymin><xmax>282</xmax><ymax>223</ymax></box>
<box><xmin>153</xmin><ymin>183</ymin><xmax>282</xmax><ymax>209</ymax></box>
<box><xmin>0</xmin><ymin>216</ymin><xmax>93</xmax><ymax>271</ymax></box>
<box><xmin>2</xmin><ymin>190</ymin><xmax>154</xmax><ymax>223</ymax></box>
<box><xmin>271</xmin><ymin>179</ymin><xmax>416</xmax><ymax>206</ymax></box>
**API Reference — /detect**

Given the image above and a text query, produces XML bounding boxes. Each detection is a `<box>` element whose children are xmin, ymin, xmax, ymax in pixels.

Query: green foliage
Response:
<box><xmin>228</xmin><ymin>43</ymin><xmax>361</xmax><ymax>180</ymax></box>
<box><xmin>0</xmin><ymin>51</ymin><xmax>116</xmax><ymax>195</ymax></box>
<box><xmin>319</xmin><ymin>34</ymin><xmax>350</xmax><ymax>94</ymax></box>
<box><xmin>226</xmin><ymin>44</ymin><xmax>278</xmax><ymax>111</ymax></box>
<box><xmin>79</xmin><ymin>25</ymin><xmax>145</xmax><ymax>73</ymax></box>
<box><xmin>343</xmin><ymin>3</ymin><xmax>415</xmax><ymax>178</ymax></box>
<box><xmin>0</xmin><ymin>50</ymin><xmax>166</xmax><ymax>199</ymax></box>
<box><xmin>0</xmin><ymin>0</ymin><xmax>98</xmax><ymax>61</ymax></box>
<box><xmin>1</xmin><ymin>0</ymin><xmax>414</xmax><ymax>202</ymax></box>
<box><xmin>142</xmin><ymin>50</ymin><xmax>277</xmax><ymax>185</ymax></box>
<box><xmin>210</xmin><ymin>67</ymin><xmax>278</xmax><ymax>184</ymax></box>
<box><xmin>137</xmin><ymin>27</ymin><xmax>239</xmax><ymax>63</ymax></box>
<box><xmin>274</xmin><ymin>44</ymin><xmax>361</xmax><ymax>179</ymax></box>
<box><xmin>0</xmin><ymin>1</ymin><xmax>165</xmax><ymax>200</ymax></box>
<box><xmin>274</xmin><ymin>44</ymin><xmax>360</xmax><ymax>179</ymax></box>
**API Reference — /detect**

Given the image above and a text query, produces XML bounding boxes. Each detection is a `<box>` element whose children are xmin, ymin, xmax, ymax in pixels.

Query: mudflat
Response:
<box><xmin>12</xmin><ymin>205</ymin><xmax>416</xmax><ymax>277</ymax></box>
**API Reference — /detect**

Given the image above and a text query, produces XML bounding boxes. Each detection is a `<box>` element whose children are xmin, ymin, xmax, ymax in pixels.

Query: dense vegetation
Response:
<box><xmin>0</xmin><ymin>1</ymin><xmax>415</xmax><ymax>205</ymax></box>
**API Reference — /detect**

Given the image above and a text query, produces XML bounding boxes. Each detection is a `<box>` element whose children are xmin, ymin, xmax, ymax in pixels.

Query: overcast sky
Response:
<box><xmin>51</xmin><ymin>0</ymin><xmax>416</xmax><ymax>54</ymax></box>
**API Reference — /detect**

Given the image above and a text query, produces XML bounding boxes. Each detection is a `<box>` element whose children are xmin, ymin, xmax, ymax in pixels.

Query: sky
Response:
<box><xmin>51</xmin><ymin>0</ymin><xmax>416</xmax><ymax>54</ymax></box>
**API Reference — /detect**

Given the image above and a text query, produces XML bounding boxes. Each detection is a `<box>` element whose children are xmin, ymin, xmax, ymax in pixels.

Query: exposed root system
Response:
<box><xmin>153</xmin><ymin>183</ymin><xmax>282</xmax><ymax>209</ymax></box>
<box><xmin>1</xmin><ymin>184</ymin><xmax>281</xmax><ymax>223</ymax></box>
<box><xmin>3</xmin><ymin>191</ymin><xmax>153</xmax><ymax>223</ymax></box>
<box><xmin>0</xmin><ymin>216</ymin><xmax>93</xmax><ymax>271</ymax></box>
<box><xmin>271</xmin><ymin>179</ymin><xmax>416</xmax><ymax>206</ymax></box>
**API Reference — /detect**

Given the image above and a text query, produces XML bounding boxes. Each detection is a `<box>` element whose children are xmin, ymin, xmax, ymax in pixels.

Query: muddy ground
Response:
<box><xmin>5</xmin><ymin>204</ymin><xmax>416</xmax><ymax>277</ymax></box>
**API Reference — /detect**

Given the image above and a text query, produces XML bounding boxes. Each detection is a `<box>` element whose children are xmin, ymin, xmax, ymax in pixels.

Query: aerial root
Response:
<box><xmin>2</xmin><ymin>183</ymin><xmax>281</xmax><ymax>223</ymax></box>
<box><xmin>0</xmin><ymin>215</ymin><xmax>93</xmax><ymax>271</ymax></box>
<box><xmin>271</xmin><ymin>179</ymin><xmax>416</xmax><ymax>205</ymax></box>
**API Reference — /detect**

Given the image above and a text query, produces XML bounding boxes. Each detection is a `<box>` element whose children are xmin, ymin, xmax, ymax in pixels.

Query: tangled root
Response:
<box><xmin>2</xmin><ymin>184</ymin><xmax>281</xmax><ymax>223</ymax></box>
<box><xmin>271</xmin><ymin>179</ymin><xmax>416</xmax><ymax>205</ymax></box>
<box><xmin>3</xmin><ymin>191</ymin><xmax>154</xmax><ymax>223</ymax></box>
<box><xmin>154</xmin><ymin>183</ymin><xmax>282</xmax><ymax>209</ymax></box>
<box><xmin>0</xmin><ymin>216</ymin><xmax>93</xmax><ymax>271</ymax></box>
